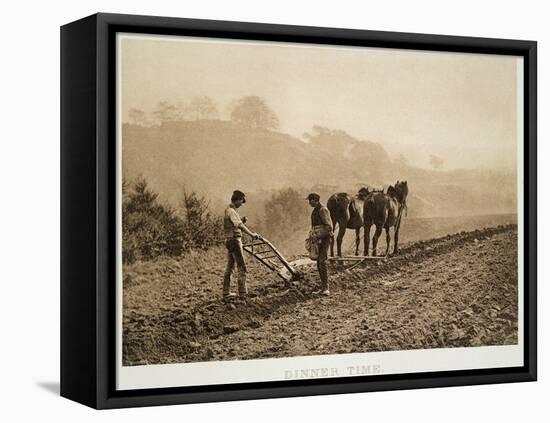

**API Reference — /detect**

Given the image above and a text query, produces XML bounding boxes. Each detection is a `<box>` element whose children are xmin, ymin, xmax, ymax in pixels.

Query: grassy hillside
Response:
<box><xmin>122</xmin><ymin>120</ymin><xmax>517</xmax><ymax>219</ymax></box>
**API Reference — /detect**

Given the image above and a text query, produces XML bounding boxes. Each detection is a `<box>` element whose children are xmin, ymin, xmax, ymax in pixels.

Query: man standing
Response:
<box><xmin>223</xmin><ymin>190</ymin><xmax>258</xmax><ymax>301</ymax></box>
<box><xmin>306</xmin><ymin>193</ymin><xmax>333</xmax><ymax>296</ymax></box>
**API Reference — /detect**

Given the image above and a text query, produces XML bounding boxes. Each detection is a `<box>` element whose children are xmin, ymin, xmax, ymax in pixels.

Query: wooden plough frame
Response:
<box><xmin>242</xmin><ymin>235</ymin><xmax>303</xmax><ymax>282</ymax></box>
<box><xmin>327</xmin><ymin>254</ymin><xmax>388</xmax><ymax>270</ymax></box>
<box><xmin>243</xmin><ymin>234</ymin><xmax>387</xmax><ymax>281</ymax></box>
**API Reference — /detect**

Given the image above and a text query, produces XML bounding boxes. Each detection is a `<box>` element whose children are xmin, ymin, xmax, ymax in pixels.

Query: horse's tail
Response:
<box><xmin>362</xmin><ymin>194</ymin><xmax>375</xmax><ymax>220</ymax></box>
<box><xmin>348</xmin><ymin>199</ymin><xmax>357</xmax><ymax>216</ymax></box>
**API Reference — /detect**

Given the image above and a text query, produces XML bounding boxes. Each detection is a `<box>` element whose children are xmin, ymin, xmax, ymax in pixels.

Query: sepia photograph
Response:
<box><xmin>116</xmin><ymin>32</ymin><xmax>524</xmax><ymax>390</ymax></box>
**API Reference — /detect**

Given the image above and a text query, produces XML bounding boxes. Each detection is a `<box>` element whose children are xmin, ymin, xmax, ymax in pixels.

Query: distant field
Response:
<box><xmin>395</xmin><ymin>213</ymin><xmax>517</xmax><ymax>245</ymax></box>
<box><xmin>271</xmin><ymin>213</ymin><xmax>518</xmax><ymax>257</ymax></box>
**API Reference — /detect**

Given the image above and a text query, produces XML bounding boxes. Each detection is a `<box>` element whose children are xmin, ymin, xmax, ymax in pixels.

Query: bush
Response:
<box><xmin>263</xmin><ymin>188</ymin><xmax>309</xmax><ymax>243</ymax></box>
<box><xmin>122</xmin><ymin>177</ymin><xmax>223</xmax><ymax>263</ymax></box>
<box><xmin>122</xmin><ymin>177</ymin><xmax>186</xmax><ymax>263</ymax></box>
<box><xmin>181</xmin><ymin>191</ymin><xmax>223</xmax><ymax>250</ymax></box>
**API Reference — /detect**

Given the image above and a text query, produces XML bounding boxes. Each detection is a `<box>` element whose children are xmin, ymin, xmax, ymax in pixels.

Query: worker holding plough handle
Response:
<box><xmin>223</xmin><ymin>190</ymin><xmax>259</xmax><ymax>302</ymax></box>
<box><xmin>306</xmin><ymin>193</ymin><xmax>334</xmax><ymax>296</ymax></box>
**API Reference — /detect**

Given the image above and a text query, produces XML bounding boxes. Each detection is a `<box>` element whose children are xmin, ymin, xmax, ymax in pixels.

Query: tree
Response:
<box><xmin>303</xmin><ymin>125</ymin><xmax>352</xmax><ymax>141</ymax></box>
<box><xmin>122</xmin><ymin>177</ymin><xmax>186</xmax><ymax>263</ymax></box>
<box><xmin>429</xmin><ymin>154</ymin><xmax>444</xmax><ymax>170</ymax></box>
<box><xmin>189</xmin><ymin>96</ymin><xmax>219</xmax><ymax>120</ymax></box>
<box><xmin>152</xmin><ymin>100</ymin><xmax>179</xmax><ymax>123</ymax></box>
<box><xmin>230</xmin><ymin>96</ymin><xmax>279</xmax><ymax>130</ymax></box>
<box><xmin>181</xmin><ymin>191</ymin><xmax>223</xmax><ymax>249</ymax></box>
<box><xmin>128</xmin><ymin>108</ymin><xmax>148</xmax><ymax>126</ymax></box>
<box><xmin>303</xmin><ymin>125</ymin><xmax>355</xmax><ymax>151</ymax></box>
<box><xmin>122</xmin><ymin>177</ymin><xmax>224</xmax><ymax>263</ymax></box>
<box><xmin>263</xmin><ymin>188</ymin><xmax>309</xmax><ymax>243</ymax></box>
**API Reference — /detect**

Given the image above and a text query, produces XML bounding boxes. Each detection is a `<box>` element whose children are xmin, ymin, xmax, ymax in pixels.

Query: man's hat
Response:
<box><xmin>232</xmin><ymin>190</ymin><xmax>246</xmax><ymax>203</ymax></box>
<box><xmin>306</xmin><ymin>192</ymin><xmax>320</xmax><ymax>201</ymax></box>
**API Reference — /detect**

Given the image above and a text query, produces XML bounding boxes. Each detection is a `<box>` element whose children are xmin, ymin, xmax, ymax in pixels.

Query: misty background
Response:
<box><xmin>121</xmin><ymin>35</ymin><xmax>519</xmax><ymax>171</ymax></box>
<box><xmin>119</xmin><ymin>34</ymin><xmax>519</xmax><ymax>260</ymax></box>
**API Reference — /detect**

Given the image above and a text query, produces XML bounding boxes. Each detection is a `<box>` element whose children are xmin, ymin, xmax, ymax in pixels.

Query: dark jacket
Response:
<box><xmin>311</xmin><ymin>203</ymin><xmax>333</xmax><ymax>238</ymax></box>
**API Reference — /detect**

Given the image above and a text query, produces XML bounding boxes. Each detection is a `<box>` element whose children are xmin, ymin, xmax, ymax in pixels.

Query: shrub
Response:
<box><xmin>263</xmin><ymin>188</ymin><xmax>309</xmax><ymax>243</ymax></box>
<box><xmin>122</xmin><ymin>177</ymin><xmax>186</xmax><ymax>263</ymax></box>
<box><xmin>181</xmin><ymin>191</ymin><xmax>223</xmax><ymax>250</ymax></box>
<box><xmin>122</xmin><ymin>177</ymin><xmax>224</xmax><ymax>263</ymax></box>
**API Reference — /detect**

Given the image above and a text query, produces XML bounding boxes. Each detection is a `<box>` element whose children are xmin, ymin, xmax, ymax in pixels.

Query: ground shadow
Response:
<box><xmin>36</xmin><ymin>381</ymin><xmax>60</xmax><ymax>396</ymax></box>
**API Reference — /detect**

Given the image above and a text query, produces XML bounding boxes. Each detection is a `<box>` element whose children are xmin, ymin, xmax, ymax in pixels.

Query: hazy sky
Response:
<box><xmin>120</xmin><ymin>34</ymin><xmax>520</xmax><ymax>171</ymax></box>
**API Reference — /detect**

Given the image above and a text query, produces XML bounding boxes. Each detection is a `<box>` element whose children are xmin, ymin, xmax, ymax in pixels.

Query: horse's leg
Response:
<box><xmin>329</xmin><ymin>221</ymin><xmax>336</xmax><ymax>257</ymax></box>
<box><xmin>363</xmin><ymin>219</ymin><xmax>372</xmax><ymax>256</ymax></box>
<box><xmin>355</xmin><ymin>227</ymin><xmax>361</xmax><ymax>256</ymax></box>
<box><xmin>336</xmin><ymin>220</ymin><xmax>346</xmax><ymax>257</ymax></box>
<box><xmin>372</xmin><ymin>225</ymin><xmax>382</xmax><ymax>257</ymax></box>
<box><xmin>385</xmin><ymin>226</ymin><xmax>391</xmax><ymax>256</ymax></box>
<box><xmin>393</xmin><ymin>222</ymin><xmax>400</xmax><ymax>255</ymax></box>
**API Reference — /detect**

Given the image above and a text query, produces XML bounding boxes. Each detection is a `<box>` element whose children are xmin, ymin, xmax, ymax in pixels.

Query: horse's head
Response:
<box><xmin>356</xmin><ymin>187</ymin><xmax>370</xmax><ymax>201</ymax></box>
<box><xmin>390</xmin><ymin>180</ymin><xmax>409</xmax><ymax>204</ymax></box>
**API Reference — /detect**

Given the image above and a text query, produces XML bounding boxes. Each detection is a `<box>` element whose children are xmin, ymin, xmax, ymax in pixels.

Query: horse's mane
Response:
<box><xmin>387</xmin><ymin>185</ymin><xmax>398</xmax><ymax>197</ymax></box>
<box><xmin>358</xmin><ymin>187</ymin><xmax>382</xmax><ymax>197</ymax></box>
<box><xmin>387</xmin><ymin>181</ymin><xmax>409</xmax><ymax>203</ymax></box>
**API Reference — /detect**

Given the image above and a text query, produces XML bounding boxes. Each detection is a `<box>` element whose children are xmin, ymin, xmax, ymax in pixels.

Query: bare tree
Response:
<box><xmin>224</xmin><ymin>98</ymin><xmax>238</xmax><ymax>120</ymax></box>
<box><xmin>128</xmin><ymin>108</ymin><xmax>148</xmax><ymax>126</ymax></box>
<box><xmin>189</xmin><ymin>96</ymin><xmax>219</xmax><ymax>120</ymax></box>
<box><xmin>230</xmin><ymin>96</ymin><xmax>279</xmax><ymax>130</ymax></box>
<box><xmin>152</xmin><ymin>100</ymin><xmax>179</xmax><ymax>123</ymax></box>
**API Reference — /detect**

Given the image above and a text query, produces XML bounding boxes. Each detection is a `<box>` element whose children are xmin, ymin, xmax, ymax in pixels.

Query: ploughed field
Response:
<box><xmin>123</xmin><ymin>214</ymin><xmax>518</xmax><ymax>365</ymax></box>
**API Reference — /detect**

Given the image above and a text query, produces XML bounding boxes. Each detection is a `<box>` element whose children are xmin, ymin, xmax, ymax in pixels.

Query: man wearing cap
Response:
<box><xmin>223</xmin><ymin>190</ymin><xmax>259</xmax><ymax>301</ymax></box>
<box><xmin>307</xmin><ymin>193</ymin><xmax>333</xmax><ymax>296</ymax></box>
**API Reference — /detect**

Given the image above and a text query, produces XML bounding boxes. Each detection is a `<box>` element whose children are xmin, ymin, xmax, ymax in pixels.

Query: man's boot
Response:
<box><xmin>223</xmin><ymin>292</ymin><xmax>237</xmax><ymax>302</ymax></box>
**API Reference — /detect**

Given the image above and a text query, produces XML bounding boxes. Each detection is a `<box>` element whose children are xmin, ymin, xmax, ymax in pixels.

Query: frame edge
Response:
<box><xmin>60</xmin><ymin>13</ymin><xmax>100</xmax><ymax>409</ymax></box>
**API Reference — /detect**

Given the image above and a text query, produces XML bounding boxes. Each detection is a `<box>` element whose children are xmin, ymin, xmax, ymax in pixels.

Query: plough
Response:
<box><xmin>242</xmin><ymin>235</ymin><xmax>303</xmax><ymax>282</ymax></box>
<box><xmin>242</xmin><ymin>234</ymin><xmax>387</xmax><ymax>281</ymax></box>
<box><xmin>327</xmin><ymin>254</ymin><xmax>389</xmax><ymax>270</ymax></box>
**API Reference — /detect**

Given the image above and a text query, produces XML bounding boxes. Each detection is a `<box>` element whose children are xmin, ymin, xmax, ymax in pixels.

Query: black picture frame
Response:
<box><xmin>60</xmin><ymin>12</ymin><xmax>537</xmax><ymax>409</ymax></box>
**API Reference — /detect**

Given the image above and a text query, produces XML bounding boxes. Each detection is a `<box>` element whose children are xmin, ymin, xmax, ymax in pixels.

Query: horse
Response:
<box><xmin>361</xmin><ymin>181</ymin><xmax>408</xmax><ymax>256</ymax></box>
<box><xmin>327</xmin><ymin>192</ymin><xmax>364</xmax><ymax>257</ymax></box>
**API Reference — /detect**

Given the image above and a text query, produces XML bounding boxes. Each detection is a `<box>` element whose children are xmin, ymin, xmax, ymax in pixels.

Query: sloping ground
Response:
<box><xmin>122</xmin><ymin>121</ymin><xmax>517</xmax><ymax>218</ymax></box>
<box><xmin>123</xmin><ymin>224</ymin><xmax>518</xmax><ymax>365</ymax></box>
<box><xmin>272</xmin><ymin>213</ymin><xmax>517</xmax><ymax>258</ymax></box>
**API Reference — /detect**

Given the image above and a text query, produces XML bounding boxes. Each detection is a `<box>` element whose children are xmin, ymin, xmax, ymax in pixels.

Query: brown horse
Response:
<box><xmin>327</xmin><ymin>192</ymin><xmax>363</xmax><ymax>256</ymax></box>
<box><xmin>361</xmin><ymin>181</ymin><xmax>408</xmax><ymax>256</ymax></box>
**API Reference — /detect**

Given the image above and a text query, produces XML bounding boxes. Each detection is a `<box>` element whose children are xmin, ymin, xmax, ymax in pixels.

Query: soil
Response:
<box><xmin>123</xmin><ymin>223</ymin><xmax>518</xmax><ymax>366</ymax></box>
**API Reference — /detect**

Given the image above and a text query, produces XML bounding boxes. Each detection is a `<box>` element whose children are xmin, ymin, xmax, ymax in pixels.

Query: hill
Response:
<box><xmin>122</xmin><ymin>120</ymin><xmax>517</xmax><ymax>219</ymax></box>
